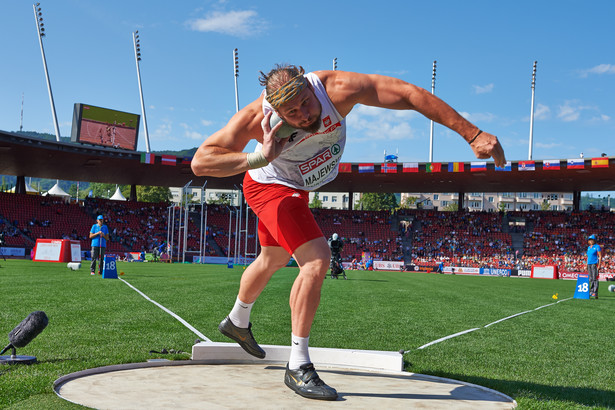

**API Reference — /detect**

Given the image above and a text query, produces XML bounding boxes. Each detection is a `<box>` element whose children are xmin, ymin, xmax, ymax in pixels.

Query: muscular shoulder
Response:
<box><xmin>314</xmin><ymin>70</ymin><xmax>368</xmax><ymax>117</ymax></box>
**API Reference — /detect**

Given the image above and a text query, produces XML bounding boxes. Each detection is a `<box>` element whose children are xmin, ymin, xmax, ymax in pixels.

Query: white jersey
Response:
<box><xmin>248</xmin><ymin>72</ymin><xmax>346</xmax><ymax>191</ymax></box>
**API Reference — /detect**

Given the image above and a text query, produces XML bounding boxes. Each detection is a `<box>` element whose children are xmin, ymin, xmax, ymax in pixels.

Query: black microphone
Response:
<box><xmin>0</xmin><ymin>311</ymin><xmax>48</xmax><ymax>355</ymax></box>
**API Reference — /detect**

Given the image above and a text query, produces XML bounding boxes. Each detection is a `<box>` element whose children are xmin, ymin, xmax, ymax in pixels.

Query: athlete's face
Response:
<box><xmin>276</xmin><ymin>86</ymin><xmax>322</xmax><ymax>133</ymax></box>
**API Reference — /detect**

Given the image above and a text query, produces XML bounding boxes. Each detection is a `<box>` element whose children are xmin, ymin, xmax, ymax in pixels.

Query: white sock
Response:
<box><xmin>288</xmin><ymin>334</ymin><xmax>311</xmax><ymax>370</ymax></box>
<box><xmin>228</xmin><ymin>297</ymin><xmax>254</xmax><ymax>328</ymax></box>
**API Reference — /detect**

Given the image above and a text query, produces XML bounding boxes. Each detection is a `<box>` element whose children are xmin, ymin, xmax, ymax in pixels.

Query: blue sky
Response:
<box><xmin>1</xmin><ymin>0</ymin><xmax>614</xmax><ymax>168</ymax></box>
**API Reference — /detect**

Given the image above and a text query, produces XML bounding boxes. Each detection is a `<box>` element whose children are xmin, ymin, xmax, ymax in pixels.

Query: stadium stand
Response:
<box><xmin>0</xmin><ymin>191</ymin><xmax>612</xmax><ymax>273</ymax></box>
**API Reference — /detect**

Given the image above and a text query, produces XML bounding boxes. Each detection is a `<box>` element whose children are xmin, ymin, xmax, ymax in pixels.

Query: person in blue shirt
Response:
<box><xmin>586</xmin><ymin>234</ymin><xmax>602</xmax><ymax>299</ymax></box>
<box><xmin>89</xmin><ymin>215</ymin><xmax>109</xmax><ymax>275</ymax></box>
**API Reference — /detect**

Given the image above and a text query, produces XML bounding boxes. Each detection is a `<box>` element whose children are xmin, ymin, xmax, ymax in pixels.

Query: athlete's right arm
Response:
<box><xmin>191</xmin><ymin>96</ymin><xmax>284</xmax><ymax>178</ymax></box>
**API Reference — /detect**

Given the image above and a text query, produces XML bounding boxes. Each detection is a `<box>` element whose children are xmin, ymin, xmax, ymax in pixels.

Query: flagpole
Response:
<box><xmin>528</xmin><ymin>61</ymin><xmax>537</xmax><ymax>160</ymax></box>
<box><xmin>428</xmin><ymin>61</ymin><xmax>436</xmax><ymax>162</ymax></box>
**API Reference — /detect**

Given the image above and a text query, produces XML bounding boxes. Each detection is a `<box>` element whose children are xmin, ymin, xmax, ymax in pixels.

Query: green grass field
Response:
<box><xmin>0</xmin><ymin>259</ymin><xmax>613</xmax><ymax>409</ymax></box>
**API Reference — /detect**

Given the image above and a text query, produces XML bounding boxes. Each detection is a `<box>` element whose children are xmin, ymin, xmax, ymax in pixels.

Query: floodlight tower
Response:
<box><xmin>333</xmin><ymin>57</ymin><xmax>337</xmax><ymax>71</ymax></box>
<box><xmin>133</xmin><ymin>31</ymin><xmax>151</xmax><ymax>153</ymax></box>
<box><xmin>428</xmin><ymin>60</ymin><xmax>436</xmax><ymax>162</ymax></box>
<box><xmin>33</xmin><ymin>3</ymin><xmax>60</xmax><ymax>142</ymax></box>
<box><xmin>233</xmin><ymin>48</ymin><xmax>240</xmax><ymax>112</ymax></box>
<box><xmin>528</xmin><ymin>61</ymin><xmax>537</xmax><ymax>160</ymax></box>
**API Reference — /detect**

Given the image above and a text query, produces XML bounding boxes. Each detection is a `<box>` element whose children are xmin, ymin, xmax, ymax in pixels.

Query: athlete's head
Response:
<box><xmin>260</xmin><ymin>64</ymin><xmax>322</xmax><ymax>133</ymax></box>
<box><xmin>588</xmin><ymin>234</ymin><xmax>597</xmax><ymax>243</ymax></box>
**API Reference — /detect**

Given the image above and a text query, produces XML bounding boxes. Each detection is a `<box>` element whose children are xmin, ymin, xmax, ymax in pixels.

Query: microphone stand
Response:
<box><xmin>0</xmin><ymin>343</ymin><xmax>37</xmax><ymax>365</ymax></box>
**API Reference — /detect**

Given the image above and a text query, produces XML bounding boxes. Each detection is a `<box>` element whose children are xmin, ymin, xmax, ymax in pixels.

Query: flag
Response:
<box><xmin>358</xmin><ymin>163</ymin><xmax>374</xmax><ymax>173</ymax></box>
<box><xmin>591</xmin><ymin>157</ymin><xmax>609</xmax><ymax>168</ymax></box>
<box><xmin>161</xmin><ymin>154</ymin><xmax>177</xmax><ymax>166</ymax></box>
<box><xmin>567</xmin><ymin>158</ymin><xmax>584</xmax><ymax>169</ymax></box>
<box><xmin>181</xmin><ymin>156</ymin><xmax>193</xmax><ymax>164</ymax></box>
<box><xmin>381</xmin><ymin>163</ymin><xmax>397</xmax><ymax>173</ymax></box>
<box><xmin>339</xmin><ymin>163</ymin><xmax>352</xmax><ymax>173</ymax></box>
<box><xmin>471</xmin><ymin>161</ymin><xmax>487</xmax><ymax>172</ymax></box>
<box><xmin>518</xmin><ymin>160</ymin><xmax>535</xmax><ymax>171</ymax></box>
<box><xmin>403</xmin><ymin>162</ymin><xmax>419</xmax><ymax>173</ymax></box>
<box><xmin>140</xmin><ymin>153</ymin><xmax>155</xmax><ymax>164</ymax></box>
<box><xmin>495</xmin><ymin>161</ymin><xmax>511</xmax><ymax>171</ymax></box>
<box><xmin>426</xmin><ymin>162</ymin><xmax>441</xmax><ymax>173</ymax></box>
<box><xmin>543</xmin><ymin>159</ymin><xmax>560</xmax><ymax>170</ymax></box>
<box><xmin>447</xmin><ymin>162</ymin><xmax>464</xmax><ymax>172</ymax></box>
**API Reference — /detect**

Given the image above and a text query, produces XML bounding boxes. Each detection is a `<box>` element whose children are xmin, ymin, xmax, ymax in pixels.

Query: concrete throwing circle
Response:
<box><xmin>55</xmin><ymin>362</ymin><xmax>516</xmax><ymax>409</ymax></box>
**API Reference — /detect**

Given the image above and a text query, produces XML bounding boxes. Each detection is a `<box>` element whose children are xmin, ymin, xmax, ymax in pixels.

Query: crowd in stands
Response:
<box><xmin>0</xmin><ymin>191</ymin><xmax>613</xmax><ymax>274</ymax></box>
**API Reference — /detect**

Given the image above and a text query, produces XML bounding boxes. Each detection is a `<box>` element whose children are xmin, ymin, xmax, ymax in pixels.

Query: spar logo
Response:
<box><xmin>299</xmin><ymin>146</ymin><xmax>339</xmax><ymax>175</ymax></box>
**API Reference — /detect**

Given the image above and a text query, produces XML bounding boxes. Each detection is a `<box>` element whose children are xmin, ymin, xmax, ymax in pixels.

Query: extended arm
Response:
<box><xmin>319</xmin><ymin>70</ymin><xmax>506</xmax><ymax>167</ymax></box>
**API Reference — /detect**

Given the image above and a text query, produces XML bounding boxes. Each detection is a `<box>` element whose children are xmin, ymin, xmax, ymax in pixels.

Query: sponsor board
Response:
<box><xmin>531</xmin><ymin>265</ymin><xmax>558</xmax><ymax>279</ymax></box>
<box><xmin>444</xmin><ymin>266</ymin><xmax>480</xmax><ymax>275</ymax></box>
<box><xmin>0</xmin><ymin>247</ymin><xmax>26</xmax><ymax>257</ymax></box>
<box><xmin>481</xmin><ymin>268</ymin><xmax>511</xmax><ymax>277</ymax></box>
<box><xmin>373</xmin><ymin>261</ymin><xmax>404</xmax><ymax>271</ymax></box>
<box><xmin>560</xmin><ymin>271</ymin><xmax>615</xmax><ymax>281</ymax></box>
<box><xmin>517</xmin><ymin>269</ymin><xmax>531</xmax><ymax>277</ymax></box>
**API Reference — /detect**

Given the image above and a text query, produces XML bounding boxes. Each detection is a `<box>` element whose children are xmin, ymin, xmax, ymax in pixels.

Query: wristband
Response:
<box><xmin>469</xmin><ymin>129</ymin><xmax>482</xmax><ymax>144</ymax></box>
<box><xmin>246</xmin><ymin>151</ymin><xmax>269</xmax><ymax>169</ymax></box>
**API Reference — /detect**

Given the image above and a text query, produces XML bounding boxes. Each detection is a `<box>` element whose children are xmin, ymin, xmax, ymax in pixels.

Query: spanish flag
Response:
<box><xmin>591</xmin><ymin>157</ymin><xmax>609</xmax><ymax>168</ymax></box>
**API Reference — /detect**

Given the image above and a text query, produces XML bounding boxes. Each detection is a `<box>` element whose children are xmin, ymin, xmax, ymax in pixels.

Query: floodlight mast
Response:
<box><xmin>33</xmin><ymin>3</ymin><xmax>60</xmax><ymax>142</ymax></box>
<box><xmin>528</xmin><ymin>61</ymin><xmax>537</xmax><ymax>161</ymax></box>
<box><xmin>133</xmin><ymin>31</ymin><xmax>151</xmax><ymax>153</ymax></box>
<box><xmin>428</xmin><ymin>60</ymin><xmax>436</xmax><ymax>163</ymax></box>
<box><xmin>233</xmin><ymin>48</ymin><xmax>239</xmax><ymax>113</ymax></box>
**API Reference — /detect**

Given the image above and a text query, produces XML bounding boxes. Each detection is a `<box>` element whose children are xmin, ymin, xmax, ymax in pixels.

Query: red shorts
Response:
<box><xmin>243</xmin><ymin>172</ymin><xmax>323</xmax><ymax>255</ymax></box>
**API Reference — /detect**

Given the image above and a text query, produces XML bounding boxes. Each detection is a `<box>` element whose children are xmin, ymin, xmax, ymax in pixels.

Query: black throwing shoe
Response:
<box><xmin>284</xmin><ymin>363</ymin><xmax>338</xmax><ymax>401</ymax></box>
<box><xmin>218</xmin><ymin>316</ymin><xmax>266</xmax><ymax>359</ymax></box>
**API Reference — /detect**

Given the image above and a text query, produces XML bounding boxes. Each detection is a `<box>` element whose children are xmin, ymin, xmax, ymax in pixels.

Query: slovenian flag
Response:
<box><xmin>543</xmin><ymin>159</ymin><xmax>560</xmax><ymax>170</ymax></box>
<box><xmin>518</xmin><ymin>160</ymin><xmax>535</xmax><ymax>171</ymax></box>
<box><xmin>358</xmin><ymin>163</ymin><xmax>374</xmax><ymax>173</ymax></box>
<box><xmin>591</xmin><ymin>157</ymin><xmax>609</xmax><ymax>168</ymax></box>
<box><xmin>567</xmin><ymin>158</ymin><xmax>585</xmax><ymax>169</ymax></box>
<box><xmin>338</xmin><ymin>163</ymin><xmax>352</xmax><ymax>173</ymax></box>
<box><xmin>448</xmin><ymin>162</ymin><xmax>464</xmax><ymax>172</ymax></box>
<box><xmin>495</xmin><ymin>161</ymin><xmax>511</xmax><ymax>171</ymax></box>
<box><xmin>381</xmin><ymin>163</ymin><xmax>397</xmax><ymax>173</ymax></box>
<box><xmin>403</xmin><ymin>162</ymin><xmax>419</xmax><ymax>173</ymax></box>
<box><xmin>471</xmin><ymin>161</ymin><xmax>487</xmax><ymax>172</ymax></box>
<box><xmin>140</xmin><ymin>153</ymin><xmax>155</xmax><ymax>164</ymax></box>
<box><xmin>161</xmin><ymin>155</ymin><xmax>177</xmax><ymax>166</ymax></box>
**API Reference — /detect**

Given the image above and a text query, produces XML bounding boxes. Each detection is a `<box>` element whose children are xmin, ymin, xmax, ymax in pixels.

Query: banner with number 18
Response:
<box><xmin>573</xmin><ymin>273</ymin><xmax>590</xmax><ymax>299</ymax></box>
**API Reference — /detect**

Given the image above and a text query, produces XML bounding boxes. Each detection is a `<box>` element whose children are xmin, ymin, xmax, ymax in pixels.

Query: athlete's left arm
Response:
<box><xmin>318</xmin><ymin>70</ymin><xmax>506</xmax><ymax>167</ymax></box>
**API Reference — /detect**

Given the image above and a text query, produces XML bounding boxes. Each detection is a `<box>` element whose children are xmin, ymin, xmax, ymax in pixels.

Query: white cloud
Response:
<box><xmin>535</xmin><ymin>142</ymin><xmax>562</xmax><ymax>149</ymax></box>
<box><xmin>578</xmin><ymin>63</ymin><xmax>615</xmax><ymax>78</ymax></box>
<box><xmin>460</xmin><ymin>111</ymin><xmax>496</xmax><ymax>123</ymax></box>
<box><xmin>472</xmin><ymin>83</ymin><xmax>494</xmax><ymax>94</ymax></box>
<box><xmin>201</xmin><ymin>119</ymin><xmax>213</xmax><ymax>127</ymax></box>
<box><xmin>346</xmin><ymin>106</ymin><xmax>419</xmax><ymax>141</ymax></box>
<box><xmin>533</xmin><ymin>103</ymin><xmax>550</xmax><ymax>120</ymax></box>
<box><xmin>187</xmin><ymin>10</ymin><xmax>266</xmax><ymax>38</ymax></box>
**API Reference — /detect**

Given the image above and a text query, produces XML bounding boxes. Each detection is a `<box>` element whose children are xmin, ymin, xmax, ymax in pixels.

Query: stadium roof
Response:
<box><xmin>1</xmin><ymin>130</ymin><xmax>614</xmax><ymax>193</ymax></box>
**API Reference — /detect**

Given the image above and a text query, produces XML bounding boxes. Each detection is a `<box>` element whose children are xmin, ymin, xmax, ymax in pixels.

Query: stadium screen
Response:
<box><xmin>70</xmin><ymin>103</ymin><xmax>140</xmax><ymax>151</ymax></box>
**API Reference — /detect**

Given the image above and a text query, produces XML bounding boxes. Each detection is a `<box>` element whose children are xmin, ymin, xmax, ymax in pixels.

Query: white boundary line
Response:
<box><xmin>119</xmin><ymin>278</ymin><xmax>211</xmax><ymax>342</ymax></box>
<box><xmin>413</xmin><ymin>297</ymin><xmax>573</xmax><ymax>352</ymax></box>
